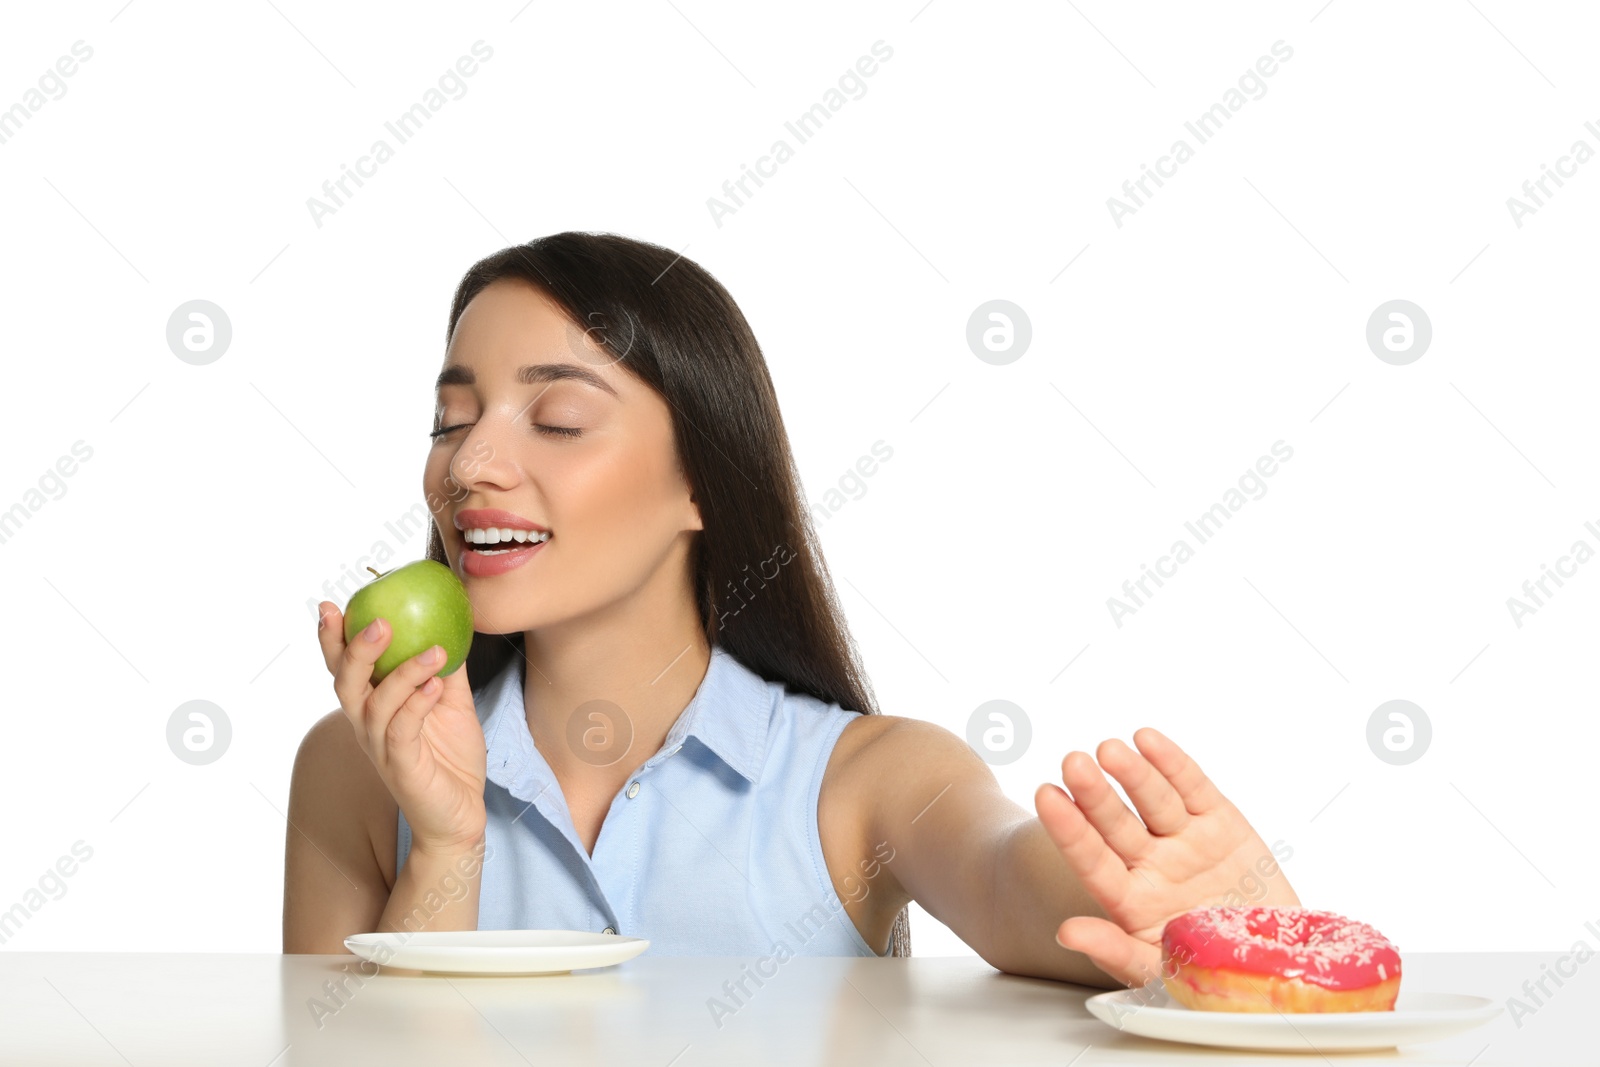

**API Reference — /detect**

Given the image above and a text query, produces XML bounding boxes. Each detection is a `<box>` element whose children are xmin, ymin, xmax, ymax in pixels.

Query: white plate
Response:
<box><xmin>1085</xmin><ymin>986</ymin><xmax>1502</xmax><ymax>1052</ymax></box>
<box><xmin>344</xmin><ymin>929</ymin><xmax>650</xmax><ymax>975</ymax></box>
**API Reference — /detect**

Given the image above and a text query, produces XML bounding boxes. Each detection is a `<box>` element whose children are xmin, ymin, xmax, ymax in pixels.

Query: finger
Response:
<box><xmin>1055</xmin><ymin>915</ymin><xmax>1164</xmax><ymax>989</ymax></box>
<box><xmin>315</xmin><ymin>601</ymin><xmax>346</xmax><ymax>676</ymax></box>
<box><xmin>364</xmin><ymin>643</ymin><xmax>448</xmax><ymax>766</ymax></box>
<box><xmin>1097</xmin><ymin>737</ymin><xmax>1190</xmax><ymax>836</ymax></box>
<box><xmin>435</xmin><ymin>653</ymin><xmax>475</xmax><ymax>704</ymax></box>
<box><xmin>1132</xmin><ymin>727</ymin><xmax>1226</xmax><ymax>816</ymax></box>
<box><xmin>1034</xmin><ymin>782</ymin><xmax>1130</xmax><ymax>906</ymax></box>
<box><xmin>1061</xmin><ymin>750</ymin><xmax>1152</xmax><ymax>862</ymax></box>
<box><xmin>332</xmin><ymin>616</ymin><xmax>390</xmax><ymax>726</ymax></box>
<box><xmin>386</xmin><ymin>669</ymin><xmax>447</xmax><ymax>757</ymax></box>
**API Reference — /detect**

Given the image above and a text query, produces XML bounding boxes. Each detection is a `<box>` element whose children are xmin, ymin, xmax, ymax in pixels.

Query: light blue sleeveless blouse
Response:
<box><xmin>395</xmin><ymin>644</ymin><xmax>889</xmax><ymax>957</ymax></box>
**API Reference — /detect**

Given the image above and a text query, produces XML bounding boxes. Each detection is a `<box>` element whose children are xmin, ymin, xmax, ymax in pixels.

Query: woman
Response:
<box><xmin>284</xmin><ymin>232</ymin><xmax>1298</xmax><ymax>987</ymax></box>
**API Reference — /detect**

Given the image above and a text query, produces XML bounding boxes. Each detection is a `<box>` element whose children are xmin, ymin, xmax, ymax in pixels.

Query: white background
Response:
<box><xmin>0</xmin><ymin>0</ymin><xmax>1594</xmax><ymax>961</ymax></box>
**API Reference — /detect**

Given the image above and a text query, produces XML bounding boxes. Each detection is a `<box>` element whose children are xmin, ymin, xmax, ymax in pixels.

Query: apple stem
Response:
<box><xmin>366</xmin><ymin>566</ymin><xmax>381</xmax><ymax>578</ymax></box>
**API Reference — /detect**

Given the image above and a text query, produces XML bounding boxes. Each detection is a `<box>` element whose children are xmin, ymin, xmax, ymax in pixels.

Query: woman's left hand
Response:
<box><xmin>1033</xmin><ymin>726</ymin><xmax>1299</xmax><ymax>988</ymax></box>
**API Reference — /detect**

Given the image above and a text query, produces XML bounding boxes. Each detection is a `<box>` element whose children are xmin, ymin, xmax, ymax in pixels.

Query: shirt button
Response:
<box><xmin>626</xmin><ymin>781</ymin><xmax>640</xmax><ymax>799</ymax></box>
<box><xmin>602</xmin><ymin>926</ymin><xmax>616</xmax><ymax>935</ymax></box>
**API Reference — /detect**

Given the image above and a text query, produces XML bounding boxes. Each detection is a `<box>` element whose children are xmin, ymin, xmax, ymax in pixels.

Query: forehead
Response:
<box><xmin>441</xmin><ymin>278</ymin><xmax>624</xmax><ymax>396</ymax></box>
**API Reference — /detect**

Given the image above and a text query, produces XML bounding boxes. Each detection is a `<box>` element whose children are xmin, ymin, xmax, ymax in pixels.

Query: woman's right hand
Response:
<box><xmin>316</xmin><ymin>600</ymin><xmax>487</xmax><ymax>853</ymax></box>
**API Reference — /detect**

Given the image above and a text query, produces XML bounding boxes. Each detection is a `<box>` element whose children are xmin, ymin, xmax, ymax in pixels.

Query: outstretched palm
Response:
<box><xmin>1034</xmin><ymin>727</ymin><xmax>1299</xmax><ymax>987</ymax></box>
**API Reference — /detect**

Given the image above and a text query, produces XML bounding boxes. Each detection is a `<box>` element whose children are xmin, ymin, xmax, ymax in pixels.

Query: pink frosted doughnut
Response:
<box><xmin>1160</xmin><ymin>906</ymin><xmax>1401</xmax><ymax>1013</ymax></box>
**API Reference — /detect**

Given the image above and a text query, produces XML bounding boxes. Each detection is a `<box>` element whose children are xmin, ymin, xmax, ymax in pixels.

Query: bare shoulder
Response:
<box><xmin>823</xmin><ymin>712</ymin><xmax>1001</xmax><ymax>851</ymax></box>
<box><xmin>833</xmin><ymin>713</ymin><xmax>993</xmax><ymax>784</ymax></box>
<box><xmin>289</xmin><ymin>710</ymin><xmax>399</xmax><ymax>889</ymax></box>
<box><xmin>828</xmin><ymin>711</ymin><xmax>1022</xmax><ymax>857</ymax></box>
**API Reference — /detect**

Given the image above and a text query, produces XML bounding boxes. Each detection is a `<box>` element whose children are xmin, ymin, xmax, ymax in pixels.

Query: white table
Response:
<box><xmin>0</xmin><ymin>951</ymin><xmax>1584</xmax><ymax>1065</ymax></box>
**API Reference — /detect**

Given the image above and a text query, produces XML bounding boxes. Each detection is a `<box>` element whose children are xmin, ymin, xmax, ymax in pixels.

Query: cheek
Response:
<box><xmin>558</xmin><ymin>448</ymin><xmax>681</xmax><ymax>546</ymax></box>
<box><xmin>423</xmin><ymin>451</ymin><xmax>456</xmax><ymax>512</ymax></box>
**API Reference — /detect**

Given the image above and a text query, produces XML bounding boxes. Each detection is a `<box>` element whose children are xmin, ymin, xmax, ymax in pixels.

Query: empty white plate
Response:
<box><xmin>344</xmin><ymin>929</ymin><xmax>650</xmax><ymax>975</ymax></box>
<box><xmin>1085</xmin><ymin>986</ymin><xmax>1502</xmax><ymax>1052</ymax></box>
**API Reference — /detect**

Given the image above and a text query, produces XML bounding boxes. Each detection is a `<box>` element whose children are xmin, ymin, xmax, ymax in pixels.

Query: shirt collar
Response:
<box><xmin>477</xmin><ymin>644</ymin><xmax>777</xmax><ymax>790</ymax></box>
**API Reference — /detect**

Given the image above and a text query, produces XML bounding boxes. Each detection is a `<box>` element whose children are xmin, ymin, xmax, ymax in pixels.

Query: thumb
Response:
<box><xmin>1056</xmin><ymin>916</ymin><xmax>1165</xmax><ymax>990</ymax></box>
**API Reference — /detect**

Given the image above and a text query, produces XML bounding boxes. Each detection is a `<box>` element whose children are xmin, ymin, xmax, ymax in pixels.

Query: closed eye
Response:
<box><xmin>429</xmin><ymin>423</ymin><xmax>582</xmax><ymax>439</ymax></box>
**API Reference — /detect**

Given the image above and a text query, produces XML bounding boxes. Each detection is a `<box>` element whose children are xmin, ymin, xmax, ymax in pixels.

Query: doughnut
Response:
<box><xmin>1160</xmin><ymin>906</ymin><xmax>1401</xmax><ymax>1013</ymax></box>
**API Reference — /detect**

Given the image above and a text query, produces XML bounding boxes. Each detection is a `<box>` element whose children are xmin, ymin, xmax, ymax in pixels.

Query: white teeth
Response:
<box><xmin>463</xmin><ymin>526</ymin><xmax>549</xmax><ymax>547</ymax></box>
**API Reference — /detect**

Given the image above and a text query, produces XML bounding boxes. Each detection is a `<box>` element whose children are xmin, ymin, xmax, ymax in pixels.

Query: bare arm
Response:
<box><xmin>372</xmin><ymin>835</ymin><xmax>487</xmax><ymax>939</ymax></box>
<box><xmin>291</xmin><ymin>603</ymin><xmax>491</xmax><ymax>953</ymax></box>
<box><xmin>283</xmin><ymin>711</ymin><xmax>487</xmax><ymax>952</ymax></box>
<box><xmin>851</xmin><ymin>718</ymin><xmax>1119</xmax><ymax>986</ymax></box>
<box><xmin>987</xmin><ymin>818</ymin><xmax>1126</xmax><ymax>986</ymax></box>
<box><xmin>282</xmin><ymin>711</ymin><xmax>391</xmax><ymax>953</ymax></box>
<box><xmin>854</xmin><ymin>719</ymin><xmax>1297</xmax><ymax>989</ymax></box>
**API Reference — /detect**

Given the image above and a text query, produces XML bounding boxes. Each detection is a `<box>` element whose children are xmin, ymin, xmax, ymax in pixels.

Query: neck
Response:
<box><xmin>520</xmin><ymin>572</ymin><xmax>712</xmax><ymax>786</ymax></box>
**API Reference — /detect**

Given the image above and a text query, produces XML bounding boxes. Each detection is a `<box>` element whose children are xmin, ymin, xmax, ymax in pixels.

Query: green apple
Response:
<box><xmin>344</xmin><ymin>560</ymin><xmax>473</xmax><ymax>684</ymax></box>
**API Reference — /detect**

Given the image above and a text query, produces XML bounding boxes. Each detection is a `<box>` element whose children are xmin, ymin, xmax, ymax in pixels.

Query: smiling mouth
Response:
<box><xmin>461</xmin><ymin>528</ymin><xmax>552</xmax><ymax>556</ymax></box>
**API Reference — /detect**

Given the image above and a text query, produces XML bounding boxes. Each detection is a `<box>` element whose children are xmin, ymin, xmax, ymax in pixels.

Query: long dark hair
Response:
<box><xmin>423</xmin><ymin>231</ymin><xmax>911</xmax><ymax>958</ymax></box>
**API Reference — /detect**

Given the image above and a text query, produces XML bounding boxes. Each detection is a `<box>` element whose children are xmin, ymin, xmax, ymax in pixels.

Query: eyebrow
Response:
<box><xmin>435</xmin><ymin>362</ymin><xmax>619</xmax><ymax>398</ymax></box>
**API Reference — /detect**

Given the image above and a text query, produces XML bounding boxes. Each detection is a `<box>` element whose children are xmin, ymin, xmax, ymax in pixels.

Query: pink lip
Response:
<box><xmin>459</xmin><ymin>537</ymin><xmax>547</xmax><ymax>578</ymax></box>
<box><xmin>454</xmin><ymin>508</ymin><xmax>549</xmax><ymax>532</ymax></box>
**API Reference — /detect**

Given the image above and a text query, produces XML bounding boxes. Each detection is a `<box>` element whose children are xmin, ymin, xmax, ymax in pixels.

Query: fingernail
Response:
<box><xmin>427</xmin><ymin>645</ymin><xmax>443</xmax><ymax>663</ymax></box>
<box><xmin>363</xmin><ymin>619</ymin><xmax>382</xmax><ymax>641</ymax></box>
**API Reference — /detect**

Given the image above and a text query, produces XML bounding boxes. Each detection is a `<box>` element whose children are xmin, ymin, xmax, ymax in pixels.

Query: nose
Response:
<box><xmin>447</xmin><ymin>414</ymin><xmax>521</xmax><ymax>493</ymax></box>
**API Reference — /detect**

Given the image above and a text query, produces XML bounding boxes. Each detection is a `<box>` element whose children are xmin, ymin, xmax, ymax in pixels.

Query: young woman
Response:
<box><xmin>284</xmin><ymin>232</ymin><xmax>1298</xmax><ymax>987</ymax></box>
